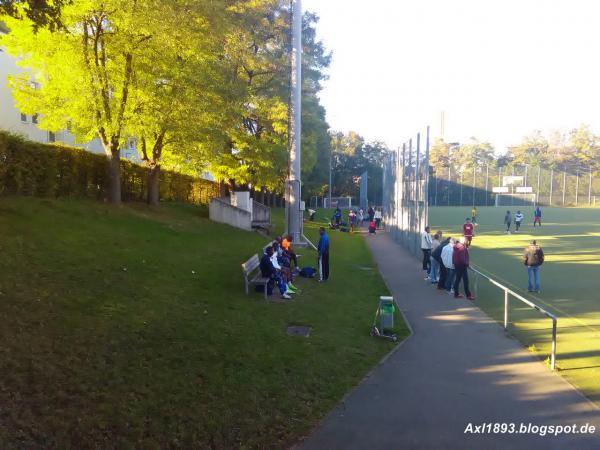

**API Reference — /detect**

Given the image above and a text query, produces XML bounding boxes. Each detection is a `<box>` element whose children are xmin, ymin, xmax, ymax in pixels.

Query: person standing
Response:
<box><xmin>523</xmin><ymin>240</ymin><xmax>544</xmax><ymax>293</ymax></box>
<box><xmin>374</xmin><ymin>207</ymin><xmax>383</xmax><ymax>229</ymax></box>
<box><xmin>434</xmin><ymin>236</ymin><xmax>451</xmax><ymax>290</ymax></box>
<box><xmin>504</xmin><ymin>210</ymin><xmax>512</xmax><ymax>233</ymax></box>
<box><xmin>421</xmin><ymin>226</ymin><xmax>433</xmax><ymax>279</ymax></box>
<box><xmin>514</xmin><ymin>210</ymin><xmax>524</xmax><ymax>232</ymax></box>
<box><xmin>441</xmin><ymin>238</ymin><xmax>455</xmax><ymax>293</ymax></box>
<box><xmin>348</xmin><ymin>209</ymin><xmax>357</xmax><ymax>233</ymax></box>
<box><xmin>463</xmin><ymin>217</ymin><xmax>474</xmax><ymax>247</ymax></box>
<box><xmin>368</xmin><ymin>205</ymin><xmax>375</xmax><ymax>223</ymax></box>
<box><xmin>429</xmin><ymin>233</ymin><xmax>441</xmax><ymax>283</ymax></box>
<box><xmin>358</xmin><ymin>208</ymin><xmax>364</xmax><ymax>227</ymax></box>
<box><xmin>334</xmin><ymin>207</ymin><xmax>342</xmax><ymax>227</ymax></box>
<box><xmin>471</xmin><ymin>206</ymin><xmax>478</xmax><ymax>224</ymax></box>
<box><xmin>533</xmin><ymin>206</ymin><xmax>542</xmax><ymax>227</ymax></box>
<box><xmin>317</xmin><ymin>227</ymin><xmax>330</xmax><ymax>282</ymax></box>
<box><xmin>452</xmin><ymin>237</ymin><xmax>475</xmax><ymax>300</ymax></box>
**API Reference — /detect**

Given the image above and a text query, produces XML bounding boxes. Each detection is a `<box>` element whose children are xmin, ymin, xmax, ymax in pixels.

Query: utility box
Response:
<box><xmin>379</xmin><ymin>296</ymin><xmax>395</xmax><ymax>331</ymax></box>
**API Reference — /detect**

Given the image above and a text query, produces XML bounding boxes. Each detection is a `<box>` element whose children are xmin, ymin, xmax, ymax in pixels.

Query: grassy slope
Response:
<box><xmin>429</xmin><ymin>206</ymin><xmax>600</xmax><ymax>405</ymax></box>
<box><xmin>0</xmin><ymin>197</ymin><xmax>407</xmax><ymax>449</ymax></box>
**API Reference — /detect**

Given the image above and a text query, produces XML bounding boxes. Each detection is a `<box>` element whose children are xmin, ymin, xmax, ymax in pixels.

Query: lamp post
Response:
<box><xmin>286</xmin><ymin>0</ymin><xmax>303</xmax><ymax>243</ymax></box>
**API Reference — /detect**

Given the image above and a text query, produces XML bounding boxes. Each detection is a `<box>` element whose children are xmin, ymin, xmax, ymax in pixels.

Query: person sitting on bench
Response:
<box><xmin>272</xmin><ymin>242</ymin><xmax>298</xmax><ymax>291</ymax></box>
<box><xmin>282</xmin><ymin>234</ymin><xmax>299</xmax><ymax>269</ymax></box>
<box><xmin>260</xmin><ymin>246</ymin><xmax>292</xmax><ymax>299</ymax></box>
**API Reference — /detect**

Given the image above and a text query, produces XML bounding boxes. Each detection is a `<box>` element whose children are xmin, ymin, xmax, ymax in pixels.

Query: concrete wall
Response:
<box><xmin>231</xmin><ymin>191</ymin><xmax>253</xmax><ymax>215</ymax></box>
<box><xmin>209</xmin><ymin>198</ymin><xmax>252</xmax><ymax>231</ymax></box>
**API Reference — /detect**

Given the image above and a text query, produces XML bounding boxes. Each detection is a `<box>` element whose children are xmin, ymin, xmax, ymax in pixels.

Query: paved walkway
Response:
<box><xmin>300</xmin><ymin>232</ymin><xmax>600</xmax><ymax>449</ymax></box>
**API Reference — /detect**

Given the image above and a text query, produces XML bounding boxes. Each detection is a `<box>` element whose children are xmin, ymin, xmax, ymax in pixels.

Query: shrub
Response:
<box><xmin>0</xmin><ymin>131</ymin><xmax>220</xmax><ymax>204</ymax></box>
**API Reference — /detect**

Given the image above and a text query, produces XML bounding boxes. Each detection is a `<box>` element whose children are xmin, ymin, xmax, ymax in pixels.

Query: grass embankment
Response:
<box><xmin>429</xmin><ymin>206</ymin><xmax>600</xmax><ymax>405</ymax></box>
<box><xmin>0</xmin><ymin>197</ymin><xmax>407</xmax><ymax>448</ymax></box>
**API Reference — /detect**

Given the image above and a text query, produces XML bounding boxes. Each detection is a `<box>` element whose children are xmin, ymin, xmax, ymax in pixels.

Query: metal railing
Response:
<box><xmin>469</xmin><ymin>265</ymin><xmax>558</xmax><ymax>370</ymax></box>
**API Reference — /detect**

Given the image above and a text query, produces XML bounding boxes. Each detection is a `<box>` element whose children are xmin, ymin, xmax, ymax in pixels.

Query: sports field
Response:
<box><xmin>429</xmin><ymin>206</ymin><xmax>600</xmax><ymax>405</ymax></box>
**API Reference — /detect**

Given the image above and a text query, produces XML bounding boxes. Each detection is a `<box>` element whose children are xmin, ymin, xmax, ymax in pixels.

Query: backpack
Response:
<box><xmin>299</xmin><ymin>267</ymin><xmax>317</xmax><ymax>278</ymax></box>
<box><xmin>535</xmin><ymin>248</ymin><xmax>544</xmax><ymax>266</ymax></box>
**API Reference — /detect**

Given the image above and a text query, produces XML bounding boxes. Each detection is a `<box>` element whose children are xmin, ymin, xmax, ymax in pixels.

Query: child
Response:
<box><xmin>504</xmin><ymin>210</ymin><xmax>512</xmax><ymax>233</ymax></box>
<box><xmin>471</xmin><ymin>206</ymin><xmax>478</xmax><ymax>225</ymax></box>
<box><xmin>463</xmin><ymin>217</ymin><xmax>474</xmax><ymax>247</ymax></box>
<box><xmin>368</xmin><ymin>220</ymin><xmax>377</xmax><ymax>235</ymax></box>
<box><xmin>514</xmin><ymin>210</ymin><xmax>524</xmax><ymax>232</ymax></box>
<box><xmin>533</xmin><ymin>206</ymin><xmax>542</xmax><ymax>227</ymax></box>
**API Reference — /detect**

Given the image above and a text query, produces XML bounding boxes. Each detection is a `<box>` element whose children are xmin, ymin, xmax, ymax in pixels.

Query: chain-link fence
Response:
<box><xmin>382</xmin><ymin>130</ymin><xmax>430</xmax><ymax>257</ymax></box>
<box><xmin>429</xmin><ymin>164</ymin><xmax>600</xmax><ymax>207</ymax></box>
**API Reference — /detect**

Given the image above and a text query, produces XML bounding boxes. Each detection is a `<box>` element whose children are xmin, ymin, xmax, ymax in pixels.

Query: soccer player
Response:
<box><xmin>471</xmin><ymin>206</ymin><xmax>478</xmax><ymax>225</ymax></box>
<box><xmin>463</xmin><ymin>217</ymin><xmax>474</xmax><ymax>247</ymax></box>
<box><xmin>514</xmin><ymin>210</ymin><xmax>524</xmax><ymax>232</ymax></box>
<box><xmin>533</xmin><ymin>206</ymin><xmax>542</xmax><ymax>227</ymax></box>
<box><xmin>504</xmin><ymin>210</ymin><xmax>512</xmax><ymax>233</ymax></box>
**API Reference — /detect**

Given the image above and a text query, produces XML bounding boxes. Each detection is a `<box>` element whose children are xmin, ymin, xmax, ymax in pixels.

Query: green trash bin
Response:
<box><xmin>379</xmin><ymin>296</ymin><xmax>395</xmax><ymax>331</ymax></box>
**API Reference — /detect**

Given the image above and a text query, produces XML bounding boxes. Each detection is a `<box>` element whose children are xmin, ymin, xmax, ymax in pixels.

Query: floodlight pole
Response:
<box><xmin>286</xmin><ymin>0</ymin><xmax>302</xmax><ymax>243</ymax></box>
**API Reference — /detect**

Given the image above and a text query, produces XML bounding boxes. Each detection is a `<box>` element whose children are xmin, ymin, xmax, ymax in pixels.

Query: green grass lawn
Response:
<box><xmin>429</xmin><ymin>206</ymin><xmax>600</xmax><ymax>405</ymax></box>
<box><xmin>0</xmin><ymin>196</ymin><xmax>407</xmax><ymax>448</ymax></box>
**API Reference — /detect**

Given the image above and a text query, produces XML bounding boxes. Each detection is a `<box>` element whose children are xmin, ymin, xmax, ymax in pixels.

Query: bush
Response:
<box><xmin>0</xmin><ymin>131</ymin><xmax>220</xmax><ymax>204</ymax></box>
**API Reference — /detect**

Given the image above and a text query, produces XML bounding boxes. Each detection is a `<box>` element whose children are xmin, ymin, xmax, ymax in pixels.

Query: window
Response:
<box><xmin>48</xmin><ymin>131</ymin><xmax>56</xmax><ymax>143</ymax></box>
<box><xmin>20</xmin><ymin>113</ymin><xmax>27</xmax><ymax>122</ymax></box>
<box><xmin>32</xmin><ymin>113</ymin><xmax>38</xmax><ymax>124</ymax></box>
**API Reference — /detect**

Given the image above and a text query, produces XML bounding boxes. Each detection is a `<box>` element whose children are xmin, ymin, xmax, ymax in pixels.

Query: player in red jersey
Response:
<box><xmin>463</xmin><ymin>217</ymin><xmax>474</xmax><ymax>247</ymax></box>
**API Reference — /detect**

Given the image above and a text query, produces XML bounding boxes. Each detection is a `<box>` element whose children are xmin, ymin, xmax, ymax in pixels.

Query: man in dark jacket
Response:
<box><xmin>433</xmin><ymin>237</ymin><xmax>451</xmax><ymax>290</ymax></box>
<box><xmin>260</xmin><ymin>247</ymin><xmax>291</xmax><ymax>299</ymax></box>
<box><xmin>524</xmin><ymin>240</ymin><xmax>544</xmax><ymax>293</ymax></box>
<box><xmin>452</xmin><ymin>237</ymin><xmax>475</xmax><ymax>300</ymax></box>
<box><xmin>317</xmin><ymin>227</ymin><xmax>330</xmax><ymax>281</ymax></box>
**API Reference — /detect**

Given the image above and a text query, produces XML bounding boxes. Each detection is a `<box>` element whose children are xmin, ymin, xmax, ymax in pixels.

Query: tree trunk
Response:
<box><xmin>147</xmin><ymin>164</ymin><xmax>160</xmax><ymax>206</ymax></box>
<box><xmin>108</xmin><ymin>147</ymin><xmax>121</xmax><ymax>204</ymax></box>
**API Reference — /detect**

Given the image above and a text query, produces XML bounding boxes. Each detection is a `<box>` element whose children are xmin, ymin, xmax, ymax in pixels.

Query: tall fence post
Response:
<box><xmin>589</xmin><ymin>166</ymin><xmax>593</xmax><ymax>205</ymax></box>
<box><xmin>424</xmin><ymin>126</ymin><xmax>430</xmax><ymax>224</ymax></box>
<box><xmin>485</xmin><ymin>163</ymin><xmax>489</xmax><ymax>206</ymax></box>
<box><xmin>575</xmin><ymin>168</ymin><xmax>580</xmax><ymax>206</ymax></box>
<box><xmin>549</xmin><ymin>169</ymin><xmax>553</xmax><ymax>205</ymax></box>
<box><xmin>459</xmin><ymin>172</ymin><xmax>463</xmax><ymax>206</ymax></box>
<box><xmin>562</xmin><ymin>171</ymin><xmax>566</xmax><ymax>206</ymax></box>
<box><xmin>535</xmin><ymin>165</ymin><xmax>542</xmax><ymax>206</ymax></box>
<box><xmin>472</xmin><ymin>166</ymin><xmax>476</xmax><ymax>206</ymax></box>
<box><xmin>415</xmin><ymin>134</ymin><xmax>421</xmax><ymax>256</ymax></box>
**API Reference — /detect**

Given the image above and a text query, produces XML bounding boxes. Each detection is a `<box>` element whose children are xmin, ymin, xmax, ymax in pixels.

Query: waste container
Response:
<box><xmin>379</xmin><ymin>296</ymin><xmax>395</xmax><ymax>331</ymax></box>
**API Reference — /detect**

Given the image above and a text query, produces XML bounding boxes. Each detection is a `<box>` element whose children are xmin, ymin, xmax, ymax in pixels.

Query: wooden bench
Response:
<box><xmin>242</xmin><ymin>254</ymin><xmax>270</xmax><ymax>300</ymax></box>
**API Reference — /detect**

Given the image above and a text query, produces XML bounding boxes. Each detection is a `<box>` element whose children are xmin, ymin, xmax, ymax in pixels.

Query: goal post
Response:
<box><xmin>324</xmin><ymin>196</ymin><xmax>353</xmax><ymax>209</ymax></box>
<box><xmin>494</xmin><ymin>193</ymin><xmax>537</xmax><ymax>207</ymax></box>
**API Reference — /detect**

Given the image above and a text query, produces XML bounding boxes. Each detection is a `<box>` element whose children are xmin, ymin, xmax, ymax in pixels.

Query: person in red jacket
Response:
<box><xmin>452</xmin><ymin>237</ymin><xmax>475</xmax><ymax>300</ymax></box>
<box><xmin>463</xmin><ymin>217</ymin><xmax>474</xmax><ymax>247</ymax></box>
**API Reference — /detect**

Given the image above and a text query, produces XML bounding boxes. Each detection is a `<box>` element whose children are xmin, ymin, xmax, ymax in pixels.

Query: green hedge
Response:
<box><xmin>0</xmin><ymin>131</ymin><xmax>220</xmax><ymax>204</ymax></box>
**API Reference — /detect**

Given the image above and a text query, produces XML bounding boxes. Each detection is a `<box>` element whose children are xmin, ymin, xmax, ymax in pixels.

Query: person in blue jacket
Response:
<box><xmin>333</xmin><ymin>207</ymin><xmax>342</xmax><ymax>227</ymax></box>
<box><xmin>318</xmin><ymin>227</ymin><xmax>330</xmax><ymax>281</ymax></box>
<box><xmin>260</xmin><ymin>246</ymin><xmax>291</xmax><ymax>299</ymax></box>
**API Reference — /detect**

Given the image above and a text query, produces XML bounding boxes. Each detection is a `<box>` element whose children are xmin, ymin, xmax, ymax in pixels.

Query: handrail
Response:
<box><xmin>469</xmin><ymin>264</ymin><xmax>557</xmax><ymax>370</ymax></box>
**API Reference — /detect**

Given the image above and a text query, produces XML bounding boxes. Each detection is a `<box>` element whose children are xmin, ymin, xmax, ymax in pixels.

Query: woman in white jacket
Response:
<box><xmin>441</xmin><ymin>239</ymin><xmax>455</xmax><ymax>293</ymax></box>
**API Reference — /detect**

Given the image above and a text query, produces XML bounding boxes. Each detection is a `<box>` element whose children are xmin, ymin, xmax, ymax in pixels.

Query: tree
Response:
<box><xmin>2</xmin><ymin>0</ymin><xmax>172</xmax><ymax>204</ymax></box>
<box><xmin>127</xmin><ymin>0</ymin><xmax>239</xmax><ymax>205</ymax></box>
<box><xmin>0</xmin><ymin>0</ymin><xmax>69</xmax><ymax>31</ymax></box>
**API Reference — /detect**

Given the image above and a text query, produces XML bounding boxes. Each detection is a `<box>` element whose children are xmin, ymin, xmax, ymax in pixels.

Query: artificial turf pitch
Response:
<box><xmin>429</xmin><ymin>206</ymin><xmax>600</xmax><ymax>406</ymax></box>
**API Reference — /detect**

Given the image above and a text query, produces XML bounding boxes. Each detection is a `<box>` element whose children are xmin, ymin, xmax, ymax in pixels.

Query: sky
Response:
<box><xmin>302</xmin><ymin>0</ymin><xmax>600</xmax><ymax>153</ymax></box>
